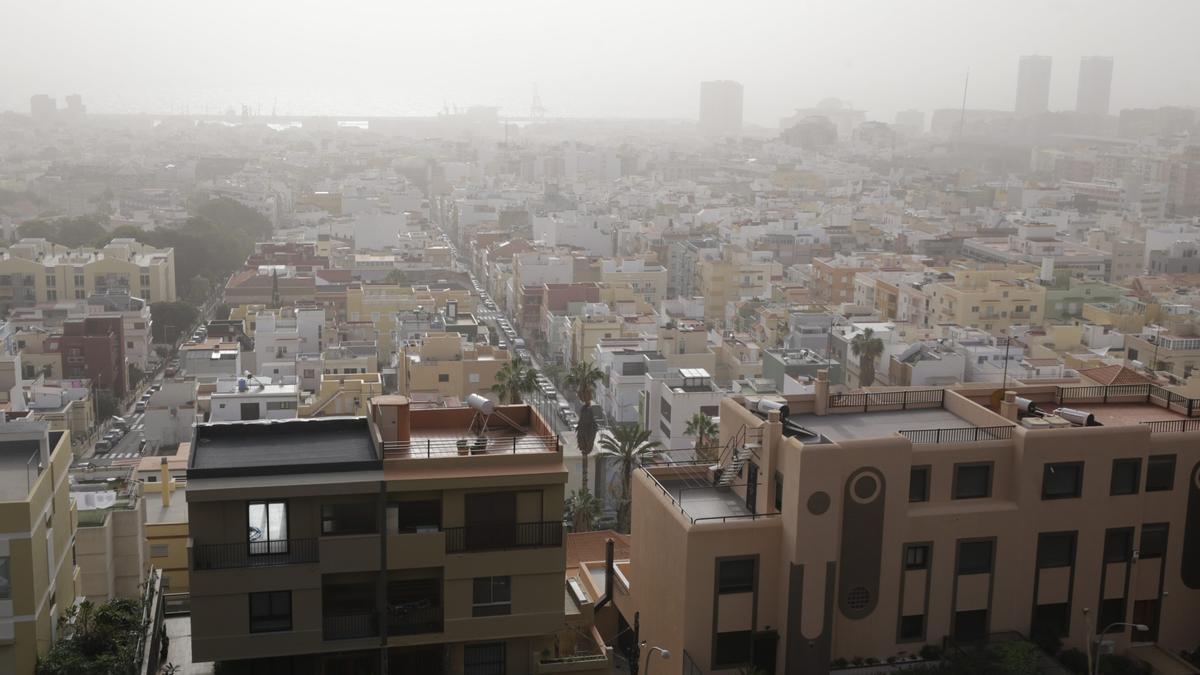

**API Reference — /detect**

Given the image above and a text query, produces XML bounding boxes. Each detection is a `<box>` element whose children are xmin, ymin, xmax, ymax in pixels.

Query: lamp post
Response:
<box><xmin>642</xmin><ymin>644</ymin><xmax>670</xmax><ymax>674</ymax></box>
<box><xmin>1092</xmin><ymin>623</ymin><xmax>1149</xmax><ymax>675</ymax></box>
<box><xmin>825</xmin><ymin>316</ymin><xmax>845</xmax><ymax>375</ymax></box>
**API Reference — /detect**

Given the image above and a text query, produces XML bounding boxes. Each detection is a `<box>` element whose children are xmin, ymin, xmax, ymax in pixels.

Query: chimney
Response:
<box><xmin>999</xmin><ymin>390</ymin><xmax>1020</xmax><ymax>422</ymax></box>
<box><xmin>595</xmin><ymin>538</ymin><xmax>615</xmax><ymax>610</ymax></box>
<box><xmin>160</xmin><ymin>457</ymin><xmax>172</xmax><ymax>507</ymax></box>
<box><xmin>814</xmin><ymin>369</ymin><xmax>829</xmax><ymax>416</ymax></box>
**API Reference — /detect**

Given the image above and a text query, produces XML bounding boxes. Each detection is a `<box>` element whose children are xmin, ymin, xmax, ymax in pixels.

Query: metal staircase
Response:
<box><xmin>712</xmin><ymin>424</ymin><xmax>761</xmax><ymax>487</ymax></box>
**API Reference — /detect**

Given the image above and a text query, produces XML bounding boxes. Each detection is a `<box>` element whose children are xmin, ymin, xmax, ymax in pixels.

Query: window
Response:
<box><xmin>1098</xmin><ymin>598</ymin><xmax>1126</xmax><ymax>633</ymax></box>
<box><xmin>1110</xmin><ymin>458</ymin><xmax>1141</xmax><ymax>496</ymax></box>
<box><xmin>45</xmin><ymin>275</ymin><xmax>55</xmax><ymax>287</ymax></box>
<box><xmin>249</xmin><ymin>591</ymin><xmax>291</xmax><ymax>632</ymax></box>
<box><xmin>321</xmin><ymin>502</ymin><xmax>377</xmax><ymax>536</ymax></box>
<box><xmin>1037</xmin><ymin>532</ymin><xmax>1076</xmax><ymax>569</ymax></box>
<box><xmin>717</xmin><ymin>557</ymin><xmax>756</xmax><ymax>594</ymax></box>
<box><xmin>905</xmin><ymin>544</ymin><xmax>930</xmax><ymax>570</ymax></box>
<box><xmin>957</xmin><ymin>540</ymin><xmax>994</xmax><ymax>575</ymax></box>
<box><xmin>909</xmin><ymin>466</ymin><xmax>930</xmax><ymax>502</ymax></box>
<box><xmin>899</xmin><ymin>614</ymin><xmax>925</xmax><ymax>641</ymax></box>
<box><xmin>713</xmin><ymin>630</ymin><xmax>753</xmax><ymax>668</ymax></box>
<box><xmin>660</xmin><ymin>398</ymin><xmax>672</xmax><ymax>422</ymax></box>
<box><xmin>150</xmin><ymin>544</ymin><xmax>169</xmax><ymax>558</ymax></box>
<box><xmin>266</xmin><ymin>401</ymin><xmax>296</xmax><ymax>411</ymax></box>
<box><xmin>469</xmin><ymin>373</ymin><xmax>480</xmax><ymax>383</ymax></box>
<box><xmin>1104</xmin><ymin>528</ymin><xmax>1133</xmax><ymax>563</ymax></box>
<box><xmin>472</xmin><ymin>576</ymin><xmax>511</xmax><ymax>616</ymax></box>
<box><xmin>465</xmin><ymin>642</ymin><xmax>506</xmax><ymax>675</ymax></box>
<box><xmin>774</xmin><ymin>472</ymin><xmax>783</xmax><ymax>512</ymax></box>
<box><xmin>438</xmin><ymin>373</ymin><xmax>450</xmax><ymax>383</ymax></box>
<box><xmin>953</xmin><ymin>463</ymin><xmax>992</xmax><ymax>500</ymax></box>
<box><xmin>387</xmin><ymin>500</ymin><xmax>441</xmax><ymax>533</ymax></box>
<box><xmin>0</xmin><ymin>556</ymin><xmax>9</xmax><ymax>599</ymax></box>
<box><xmin>46</xmin><ymin>290</ymin><xmax>56</xmax><ymax>301</ymax></box>
<box><xmin>1145</xmin><ymin>455</ymin><xmax>1175</xmax><ymax>492</ymax></box>
<box><xmin>247</xmin><ymin>501</ymin><xmax>287</xmax><ymax>554</ymax></box>
<box><xmin>953</xmin><ymin>609</ymin><xmax>988</xmax><ymax>641</ymax></box>
<box><xmin>1042</xmin><ymin>462</ymin><xmax>1084</xmax><ymax>500</ymax></box>
<box><xmin>1139</xmin><ymin>523</ymin><xmax>1168</xmax><ymax>559</ymax></box>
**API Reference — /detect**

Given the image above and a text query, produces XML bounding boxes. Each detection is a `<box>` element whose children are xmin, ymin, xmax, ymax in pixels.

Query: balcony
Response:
<box><xmin>388</xmin><ymin>602</ymin><xmax>443</xmax><ymax>636</ymax></box>
<box><xmin>192</xmin><ymin>539</ymin><xmax>318</xmax><ymax>571</ymax></box>
<box><xmin>323</xmin><ymin>612</ymin><xmax>379</xmax><ymax>641</ymax></box>
<box><xmin>445</xmin><ymin>521</ymin><xmax>563</xmax><ymax>554</ymax></box>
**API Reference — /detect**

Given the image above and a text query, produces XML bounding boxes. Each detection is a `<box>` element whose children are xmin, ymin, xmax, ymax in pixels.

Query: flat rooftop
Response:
<box><xmin>0</xmin><ymin>439</ymin><xmax>43</xmax><ymax>501</ymax></box>
<box><xmin>144</xmin><ymin>488</ymin><xmax>189</xmax><ymax>524</ymax></box>
<box><xmin>789</xmin><ymin>408</ymin><xmax>976</xmax><ymax>443</ymax></box>
<box><xmin>190</xmin><ymin>417</ymin><xmax>378</xmax><ymax>478</ymax></box>
<box><xmin>660</xmin><ymin>479</ymin><xmax>754</xmax><ymax>521</ymax></box>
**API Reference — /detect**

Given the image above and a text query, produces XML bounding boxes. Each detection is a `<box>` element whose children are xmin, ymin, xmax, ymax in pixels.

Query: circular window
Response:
<box><xmin>849</xmin><ymin>470</ymin><xmax>882</xmax><ymax>504</ymax></box>
<box><xmin>846</xmin><ymin>587</ymin><xmax>871</xmax><ymax>610</ymax></box>
<box><xmin>807</xmin><ymin>491</ymin><xmax>831</xmax><ymax>515</ymax></box>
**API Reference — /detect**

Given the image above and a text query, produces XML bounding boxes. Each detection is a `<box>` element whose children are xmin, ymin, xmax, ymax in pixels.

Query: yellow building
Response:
<box><xmin>695</xmin><ymin>254</ymin><xmax>776</xmax><ymax>326</ymax></box>
<box><xmin>0</xmin><ymin>421</ymin><xmax>79</xmax><ymax>675</ymax></box>
<box><xmin>599</xmin><ymin>260</ymin><xmax>668</xmax><ymax>308</ymax></box>
<box><xmin>400</xmin><ymin>333</ymin><xmax>509</xmax><ymax>401</ymax></box>
<box><xmin>345</xmin><ymin>284</ymin><xmax>476</xmax><ymax>359</ymax></box>
<box><xmin>74</xmin><ymin>479</ymin><xmax>146</xmax><ymax>603</ymax></box>
<box><xmin>0</xmin><ymin>238</ymin><xmax>175</xmax><ymax>310</ymax></box>
<box><xmin>928</xmin><ymin>270</ymin><xmax>1047</xmax><ymax>335</ymax></box>
<box><xmin>300</xmin><ymin>372</ymin><xmax>385</xmax><ymax>417</ymax></box>
<box><xmin>569</xmin><ymin>314</ymin><xmax>630</xmax><ymax>365</ymax></box>
<box><xmin>137</xmin><ymin>448</ymin><xmax>191</xmax><ymax>596</ymax></box>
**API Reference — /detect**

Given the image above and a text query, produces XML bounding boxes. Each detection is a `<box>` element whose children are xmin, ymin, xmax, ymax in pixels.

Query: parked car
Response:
<box><xmin>134</xmin><ymin>401</ymin><xmax>147</xmax><ymax>413</ymax></box>
<box><xmin>94</xmin><ymin>439</ymin><xmax>111</xmax><ymax>453</ymax></box>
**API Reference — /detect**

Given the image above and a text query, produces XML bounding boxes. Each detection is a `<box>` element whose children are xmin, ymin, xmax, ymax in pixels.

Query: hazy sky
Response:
<box><xmin>3</xmin><ymin>0</ymin><xmax>1199</xmax><ymax>125</ymax></box>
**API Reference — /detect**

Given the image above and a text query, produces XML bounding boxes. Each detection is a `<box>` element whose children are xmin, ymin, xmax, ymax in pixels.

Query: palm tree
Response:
<box><xmin>566</xmin><ymin>361</ymin><xmax>607</xmax><ymax>490</ymax></box>
<box><xmin>684</xmin><ymin>412</ymin><xmax>719</xmax><ymax>463</ymax></box>
<box><xmin>491</xmin><ymin>358</ymin><xmax>538</xmax><ymax>404</ymax></box>
<box><xmin>598</xmin><ymin>423</ymin><xmax>662</xmax><ymax>533</ymax></box>
<box><xmin>850</xmin><ymin>327</ymin><xmax>885</xmax><ymax>389</ymax></box>
<box><xmin>566</xmin><ymin>487</ymin><xmax>601</xmax><ymax>533</ymax></box>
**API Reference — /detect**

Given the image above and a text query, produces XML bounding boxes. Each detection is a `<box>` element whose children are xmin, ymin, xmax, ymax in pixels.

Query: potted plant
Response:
<box><xmin>456</xmin><ymin>439</ymin><xmax>469</xmax><ymax>455</ymax></box>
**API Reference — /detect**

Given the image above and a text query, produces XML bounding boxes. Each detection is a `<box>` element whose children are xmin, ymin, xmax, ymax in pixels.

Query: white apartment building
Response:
<box><xmin>252</xmin><ymin>308</ymin><xmax>324</xmax><ymax>373</ymax></box>
<box><xmin>142</xmin><ymin>378</ymin><xmax>199</xmax><ymax>449</ymax></box>
<box><xmin>643</xmin><ymin>367</ymin><xmax>725</xmax><ymax>451</ymax></box>
<box><xmin>593</xmin><ymin>342</ymin><xmax>665</xmax><ymax>425</ymax></box>
<box><xmin>208</xmin><ymin>376</ymin><xmax>299</xmax><ymax>422</ymax></box>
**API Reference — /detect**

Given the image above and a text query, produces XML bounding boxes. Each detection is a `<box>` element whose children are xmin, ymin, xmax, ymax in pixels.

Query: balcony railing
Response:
<box><xmin>1058</xmin><ymin>383</ymin><xmax>1200</xmax><ymax>417</ymax></box>
<box><xmin>444</xmin><ymin>520</ymin><xmax>563</xmax><ymax>553</ymax></box>
<box><xmin>192</xmin><ymin>538</ymin><xmax>318</xmax><ymax>571</ymax></box>
<box><xmin>388</xmin><ymin>603</ymin><xmax>442</xmax><ymax>636</ymax></box>
<box><xmin>828</xmin><ymin>388</ymin><xmax>944</xmax><ymax>412</ymax></box>
<box><xmin>900</xmin><ymin>425</ymin><xmax>1015</xmax><ymax>444</ymax></box>
<box><xmin>1142</xmin><ymin>419</ymin><xmax>1200</xmax><ymax>433</ymax></box>
<box><xmin>323</xmin><ymin>612</ymin><xmax>378</xmax><ymax>641</ymax></box>
<box><xmin>383</xmin><ymin>434</ymin><xmax>559</xmax><ymax>459</ymax></box>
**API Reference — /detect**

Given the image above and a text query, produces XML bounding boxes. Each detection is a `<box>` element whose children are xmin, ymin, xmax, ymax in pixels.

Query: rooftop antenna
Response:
<box><xmin>958</xmin><ymin>69</ymin><xmax>970</xmax><ymax>141</ymax></box>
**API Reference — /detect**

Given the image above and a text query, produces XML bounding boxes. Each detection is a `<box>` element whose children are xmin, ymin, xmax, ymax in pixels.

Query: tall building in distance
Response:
<box><xmin>699</xmin><ymin>80</ymin><xmax>744</xmax><ymax>138</ymax></box>
<box><xmin>1076</xmin><ymin>56</ymin><xmax>1114</xmax><ymax>115</ymax></box>
<box><xmin>28</xmin><ymin>95</ymin><xmax>55</xmax><ymax>123</ymax></box>
<box><xmin>1015</xmin><ymin>54</ymin><xmax>1052</xmax><ymax>116</ymax></box>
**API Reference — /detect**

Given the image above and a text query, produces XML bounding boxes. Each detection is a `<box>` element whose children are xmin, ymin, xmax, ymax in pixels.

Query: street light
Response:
<box><xmin>1092</xmin><ymin>623</ymin><xmax>1149</xmax><ymax>675</ymax></box>
<box><xmin>642</xmin><ymin>643</ymin><xmax>670</xmax><ymax>674</ymax></box>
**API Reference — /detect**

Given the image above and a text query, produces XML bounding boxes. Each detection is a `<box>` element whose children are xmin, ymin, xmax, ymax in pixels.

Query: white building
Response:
<box><xmin>142</xmin><ymin>378</ymin><xmax>199</xmax><ymax>449</ymax></box>
<box><xmin>643</xmin><ymin>368</ymin><xmax>725</xmax><ymax>451</ymax></box>
<box><xmin>209</xmin><ymin>376</ymin><xmax>299</xmax><ymax>422</ymax></box>
<box><xmin>532</xmin><ymin>212</ymin><xmax>617</xmax><ymax>257</ymax></box>
<box><xmin>593</xmin><ymin>342</ymin><xmax>664</xmax><ymax>425</ymax></box>
<box><xmin>252</xmin><ymin>309</ymin><xmax>324</xmax><ymax>375</ymax></box>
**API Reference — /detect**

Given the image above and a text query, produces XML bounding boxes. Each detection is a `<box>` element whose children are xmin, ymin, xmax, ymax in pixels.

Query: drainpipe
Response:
<box><xmin>595</xmin><ymin>538</ymin><xmax>615</xmax><ymax>610</ymax></box>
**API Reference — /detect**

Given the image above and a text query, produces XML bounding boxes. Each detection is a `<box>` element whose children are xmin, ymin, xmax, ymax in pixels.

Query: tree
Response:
<box><xmin>566</xmin><ymin>361</ymin><xmax>606</xmax><ymax>490</ymax></box>
<box><xmin>566</xmin><ymin>488</ymin><xmax>601</xmax><ymax>533</ymax></box>
<box><xmin>18</xmin><ymin>215</ymin><xmax>109</xmax><ymax>248</ymax></box>
<box><xmin>37</xmin><ymin>597</ymin><xmax>145</xmax><ymax>675</ymax></box>
<box><xmin>685</xmin><ymin>412</ymin><xmax>719</xmax><ymax>462</ymax></box>
<box><xmin>127</xmin><ymin>364</ymin><xmax>145</xmax><ymax>390</ymax></box>
<box><xmin>95</xmin><ymin>390</ymin><xmax>118</xmax><ymax>421</ymax></box>
<box><xmin>598</xmin><ymin>423</ymin><xmax>662</xmax><ymax>533</ymax></box>
<box><xmin>542</xmin><ymin>363</ymin><xmax>565</xmax><ymax>388</ymax></box>
<box><xmin>187</xmin><ymin>275</ymin><xmax>211</xmax><ymax>303</ymax></box>
<box><xmin>491</xmin><ymin>358</ymin><xmax>538</xmax><ymax>404</ymax></box>
<box><xmin>150</xmin><ymin>302</ymin><xmax>199</xmax><ymax>343</ymax></box>
<box><xmin>850</xmin><ymin>327</ymin><xmax>885</xmax><ymax>389</ymax></box>
<box><xmin>384</xmin><ymin>269</ymin><xmax>409</xmax><ymax>285</ymax></box>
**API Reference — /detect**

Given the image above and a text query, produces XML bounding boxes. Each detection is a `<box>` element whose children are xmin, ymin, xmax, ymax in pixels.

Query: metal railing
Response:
<box><xmin>1057</xmin><ymin>383</ymin><xmax>1200</xmax><ymax>417</ymax></box>
<box><xmin>444</xmin><ymin>520</ymin><xmax>563</xmax><ymax>553</ymax></box>
<box><xmin>388</xmin><ymin>603</ymin><xmax>442</xmax><ymax>636</ymax></box>
<box><xmin>323</xmin><ymin>612</ymin><xmax>378</xmax><ymax>640</ymax></box>
<box><xmin>640</xmin><ymin>466</ymin><xmax>781</xmax><ymax>525</ymax></box>
<box><xmin>900</xmin><ymin>425</ymin><xmax>1015</xmax><ymax>444</ymax></box>
<box><xmin>193</xmin><ymin>538</ymin><xmax>318</xmax><ymax>570</ymax></box>
<box><xmin>1142</xmin><ymin>419</ymin><xmax>1200</xmax><ymax>433</ymax></box>
<box><xmin>828</xmin><ymin>388</ymin><xmax>945</xmax><ymax>412</ymax></box>
<box><xmin>382</xmin><ymin>434</ymin><xmax>559</xmax><ymax>459</ymax></box>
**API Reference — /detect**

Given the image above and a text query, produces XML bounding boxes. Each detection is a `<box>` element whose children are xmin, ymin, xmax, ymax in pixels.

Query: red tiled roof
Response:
<box><xmin>1078</xmin><ymin>364</ymin><xmax>1151</xmax><ymax>386</ymax></box>
<box><xmin>565</xmin><ymin>529</ymin><xmax>631</xmax><ymax>570</ymax></box>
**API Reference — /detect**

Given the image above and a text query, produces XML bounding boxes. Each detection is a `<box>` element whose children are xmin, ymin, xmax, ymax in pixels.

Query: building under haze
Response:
<box><xmin>1076</xmin><ymin>56</ymin><xmax>1114</xmax><ymax>116</ymax></box>
<box><xmin>1015</xmin><ymin>55</ymin><xmax>1052</xmax><ymax>117</ymax></box>
<box><xmin>28</xmin><ymin>95</ymin><xmax>54</xmax><ymax>123</ymax></box>
<box><xmin>699</xmin><ymin>80</ymin><xmax>744</xmax><ymax>138</ymax></box>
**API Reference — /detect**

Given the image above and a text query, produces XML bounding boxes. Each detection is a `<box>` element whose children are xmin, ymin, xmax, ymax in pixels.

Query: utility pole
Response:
<box><xmin>958</xmin><ymin>70</ymin><xmax>970</xmax><ymax>141</ymax></box>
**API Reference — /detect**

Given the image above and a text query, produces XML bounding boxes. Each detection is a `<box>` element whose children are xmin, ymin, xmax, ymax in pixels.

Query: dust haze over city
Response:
<box><xmin>6</xmin><ymin>2</ymin><xmax>1200</xmax><ymax>675</ymax></box>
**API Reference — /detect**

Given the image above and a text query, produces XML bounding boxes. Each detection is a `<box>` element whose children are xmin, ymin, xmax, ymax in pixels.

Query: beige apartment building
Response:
<box><xmin>399</xmin><ymin>333</ymin><xmax>509</xmax><ymax>402</ymax></box>
<box><xmin>696</xmin><ymin>254</ymin><xmax>776</xmax><ymax>327</ymax></box>
<box><xmin>0</xmin><ymin>238</ymin><xmax>175</xmax><ymax>309</ymax></box>
<box><xmin>186</xmin><ymin>398</ymin><xmax>609</xmax><ymax>674</ymax></box>
<box><xmin>609</xmin><ymin>377</ymin><xmax>1200</xmax><ymax>674</ymax></box>
<box><xmin>928</xmin><ymin>270</ymin><xmax>1047</xmax><ymax>335</ymax></box>
<box><xmin>0</xmin><ymin>420</ymin><xmax>79</xmax><ymax>675</ymax></box>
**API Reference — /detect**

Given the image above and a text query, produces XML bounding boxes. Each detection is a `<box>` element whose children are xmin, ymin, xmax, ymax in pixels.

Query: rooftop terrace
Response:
<box><xmin>189</xmin><ymin>417</ymin><xmax>378</xmax><ymax>478</ymax></box>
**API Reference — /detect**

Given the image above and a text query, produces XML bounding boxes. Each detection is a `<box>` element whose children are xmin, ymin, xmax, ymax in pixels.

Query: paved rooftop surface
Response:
<box><xmin>0</xmin><ymin>439</ymin><xmax>44</xmax><ymax>501</ymax></box>
<box><xmin>144</xmin><ymin>488</ymin><xmax>189</xmax><ymax>524</ymax></box>
<box><xmin>1047</xmin><ymin>403</ymin><xmax>1187</xmax><ymax>428</ymax></box>
<box><xmin>661</xmin><ymin>479</ymin><xmax>754</xmax><ymax>521</ymax></box>
<box><xmin>788</xmin><ymin>408</ymin><xmax>976</xmax><ymax>442</ymax></box>
<box><xmin>192</xmin><ymin>417</ymin><xmax>375</xmax><ymax>472</ymax></box>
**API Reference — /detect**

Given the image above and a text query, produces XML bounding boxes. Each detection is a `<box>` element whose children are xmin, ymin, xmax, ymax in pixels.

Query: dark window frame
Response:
<box><xmin>1042</xmin><ymin>462</ymin><xmax>1085</xmax><ymax>500</ymax></box>
<box><xmin>387</xmin><ymin>500</ymin><xmax>442</xmax><ymax>534</ymax></box>
<box><xmin>249</xmin><ymin>590</ymin><xmax>292</xmax><ymax>633</ymax></box>
<box><xmin>957</xmin><ymin>538</ymin><xmax>995</xmax><ymax>575</ymax></box>
<box><xmin>952</xmin><ymin>462</ymin><xmax>993</xmax><ymax>500</ymax></box>
<box><xmin>1145</xmin><ymin>455</ymin><xmax>1176</xmax><ymax>492</ymax></box>
<box><xmin>713</xmin><ymin>630</ymin><xmax>753</xmax><ymax>669</ymax></box>
<box><xmin>1103</xmin><ymin>527</ymin><xmax>1134</xmax><ymax>563</ymax></box>
<box><xmin>1110</xmin><ymin>458</ymin><xmax>1141</xmax><ymax>496</ymax></box>
<box><xmin>321</xmin><ymin>501</ymin><xmax>378</xmax><ymax>536</ymax></box>
<box><xmin>464</xmin><ymin>641</ymin><xmax>507</xmax><ymax>675</ymax></box>
<box><xmin>904</xmin><ymin>543</ymin><xmax>930</xmax><ymax>570</ymax></box>
<box><xmin>472</xmin><ymin>576</ymin><xmax>512</xmax><ymax>617</ymax></box>
<box><xmin>909</xmin><ymin>465</ymin><xmax>931</xmax><ymax>503</ymax></box>
<box><xmin>899</xmin><ymin>614</ymin><xmax>925</xmax><ymax>642</ymax></box>
<box><xmin>717</xmin><ymin>556</ymin><xmax>757</xmax><ymax>595</ymax></box>
<box><xmin>1139</xmin><ymin>523</ymin><xmax>1168</xmax><ymax>559</ymax></box>
<box><xmin>1036</xmin><ymin>531</ymin><xmax>1076</xmax><ymax>569</ymax></box>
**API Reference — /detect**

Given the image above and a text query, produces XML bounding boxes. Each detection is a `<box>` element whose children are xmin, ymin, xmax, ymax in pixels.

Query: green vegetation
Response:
<box><xmin>565</xmin><ymin>487</ymin><xmax>601</xmax><ymax>533</ymax></box>
<box><xmin>685</xmin><ymin>412</ymin><xmax>719</xmax><ymax>462</ymax></box>
<box><xmin>491</xmin><ymin>357</ymin><xmax>538</xmax><ymax>404</ymax></box>
<box><xmin>19</xmin><ymin>215</ymin><xmax>110</xmax><ymax>248</ymax></box>
<box><xmin>850</xmin><ymin>327</ymin><xmax>885</xmax><ymax>388</ymax></box>
<box><xmin>149</xmin><ymin>302</ymin><xmax>199</xmax><ymax>343</ymax></box>
<box><xmin>597</xmin><ymin>423</ymin><xmax>661</xmax><ymax>533</ymax></box>
<box><xmin>566</xmin><ymin>361</ymin><xmax>607</xmax><ymax>490</ymax></box>
<box><xmin>36</xmin><ymin>598</ymin><xmax>146</xmax><ymax>675</ymax></box>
